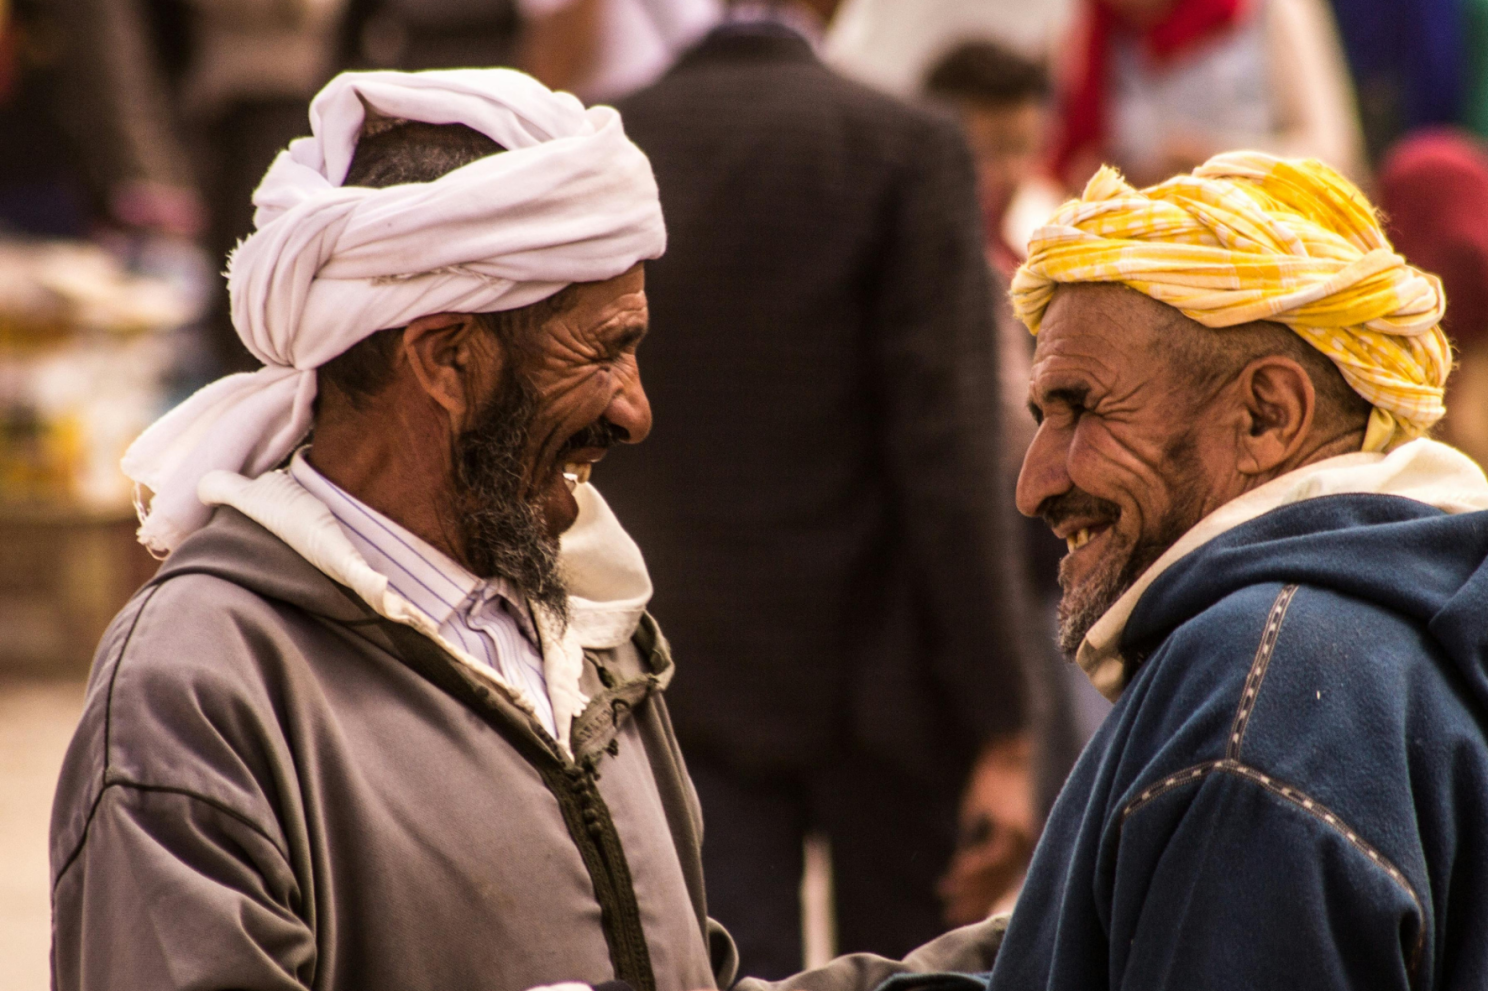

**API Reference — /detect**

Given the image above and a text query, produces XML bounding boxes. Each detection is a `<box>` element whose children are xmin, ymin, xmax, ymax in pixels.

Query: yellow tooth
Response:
<box><xmin>562</xmin><ymin>462</ymin><xmax>593</xmax><ymax>488</ymax></box>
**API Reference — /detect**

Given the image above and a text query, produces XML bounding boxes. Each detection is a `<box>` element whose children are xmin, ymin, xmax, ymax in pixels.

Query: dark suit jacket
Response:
<box><xmin>607</xmin><ymin>25</ymin><xmax>1029</xmax><ymax>787</ymax></box>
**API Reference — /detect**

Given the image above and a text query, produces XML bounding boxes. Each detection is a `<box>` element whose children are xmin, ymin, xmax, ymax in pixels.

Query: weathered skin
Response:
<box><xmin>1016</xmin><ymin>283</ymin><xmax>1366</xmax><ymax>633</ymax></box>
<box><xmin>308</xmin><ymin>264</ymin><xmax>651</xmax><ymax>562</ymax></box>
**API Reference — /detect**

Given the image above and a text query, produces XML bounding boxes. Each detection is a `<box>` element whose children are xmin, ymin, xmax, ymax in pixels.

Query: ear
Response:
<box><xmin>400</xmin><ymin>312</ymin><xmax>504</xmax><ymax>428</ymax></box>
<box><xmin>1233</xmin><ymin>356</ymin><xmax>1315</xmax><ymax>476</ymax></box>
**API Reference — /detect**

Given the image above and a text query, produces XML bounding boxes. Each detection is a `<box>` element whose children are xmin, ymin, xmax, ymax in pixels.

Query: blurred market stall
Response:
<box><xmin>0</xmin><ymin>237</ymin><xmax>203</xmax><ymax>675</ymax></box>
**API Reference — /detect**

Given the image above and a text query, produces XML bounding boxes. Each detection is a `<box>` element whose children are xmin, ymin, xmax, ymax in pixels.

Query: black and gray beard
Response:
<box><xmin>1055</xmin><ymin>522</ymin><xmax>1176</xmax><ymax>657</ymax></box>
<box><xmin>1049</xmin><ymin>433</ymin><xmax>1209</xmax><ymax>657</ymax></box>
<box><xmin>451</xmin><ymin>376</ymin><xmax>569</xmax><ymax>623</ymax></box>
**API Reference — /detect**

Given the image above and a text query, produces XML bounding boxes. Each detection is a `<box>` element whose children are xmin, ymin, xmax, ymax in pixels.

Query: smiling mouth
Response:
<box><xmin>561</xmin><ymin>462</ymin><xmax>593</xmax><ymax>491</ymax></box>
<box><xmin>1064</xmin><ymin>522</ymin><xmax>1114</xmax><ymax>553</ymax></box>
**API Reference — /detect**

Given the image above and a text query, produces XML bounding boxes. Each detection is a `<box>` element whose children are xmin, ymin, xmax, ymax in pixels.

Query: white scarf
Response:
<box><xmin>199</xmin><ymin>470</ymin><xmax>653</xmax><ymax>757</ymax></box>
<box><xmin>122</xmin><ymin>68</ymin><xmax>667</xmax><ymax>556</ymax></box>
<box><xmin>1078</xmin><ymin>439</ymin><xmax>1488</xmax><ymax>700</ymax></box>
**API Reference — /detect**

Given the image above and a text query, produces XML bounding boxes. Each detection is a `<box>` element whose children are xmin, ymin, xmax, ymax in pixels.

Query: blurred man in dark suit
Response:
<box><xmin>606</xmin><ymin>0</ymin><xmax>1032</xmax><ymax>976</ymax></box>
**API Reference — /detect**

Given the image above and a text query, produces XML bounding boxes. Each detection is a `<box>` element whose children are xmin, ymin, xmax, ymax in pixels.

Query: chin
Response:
<box><xmin>536</xmin><ymin>471</ymin><xmax>580</xmax><ymax>539</ymax></box>
<box><xmin>1056</xmin><ymin>536</ymin><xmax>1138</xmax><ymax>655</ymax></box>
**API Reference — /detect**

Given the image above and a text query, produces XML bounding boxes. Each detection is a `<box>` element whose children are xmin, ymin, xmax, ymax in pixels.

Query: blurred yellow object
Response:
<box><xmin>0</xmin><ymin>240</ymin><xmax>193</xmax><ymax>509</ymax></box>
<box><xmin>1012</xmin><ymin>152</ymin><xmax>1452</xmax><ymax>453</ymax></box>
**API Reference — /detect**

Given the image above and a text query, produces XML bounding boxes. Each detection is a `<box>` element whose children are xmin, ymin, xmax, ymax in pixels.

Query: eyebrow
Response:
<box><xmin>608</xmin><ymin>321</ymin><xmax>648</xmax><ymax>351</ymax></box>
<box><xmin>1028</xmin><ymin>383</ymin><xmax>1091</xmax><ymax>424</ymax></box>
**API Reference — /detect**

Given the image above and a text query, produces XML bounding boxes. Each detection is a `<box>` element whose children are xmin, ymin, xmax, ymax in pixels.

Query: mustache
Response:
<box><xmin>558</xmin><ymin>417</ymin><xmax>628</xmax><ymax>458</ymax></box>
<box><xmin>1038</xmin><ymin>488</ymin><xmax>1121</xmax><ymax>532</ymax></box>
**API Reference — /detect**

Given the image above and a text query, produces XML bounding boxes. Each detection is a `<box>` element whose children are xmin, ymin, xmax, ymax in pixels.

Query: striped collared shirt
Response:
<box><xmin>289</xmin><ymin>450</ymin><xmax>556</xmax><ymax>736</ymax></box>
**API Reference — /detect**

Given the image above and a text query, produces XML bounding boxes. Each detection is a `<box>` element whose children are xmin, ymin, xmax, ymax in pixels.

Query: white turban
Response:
<box><xmin>122</xmin><ymin>68</ymin><xmax>667</xmax><ymax>556</ymax></box>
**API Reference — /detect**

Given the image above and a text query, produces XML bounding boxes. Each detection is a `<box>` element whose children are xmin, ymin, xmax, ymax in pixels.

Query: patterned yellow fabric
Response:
<box><xmin>1011</xmin><ymin>152</ymin><xmax>1451</xmax><ymax>452</ymax></box>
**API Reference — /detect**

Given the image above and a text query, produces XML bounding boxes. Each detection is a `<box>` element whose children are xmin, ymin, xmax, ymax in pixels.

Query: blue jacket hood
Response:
<box><xmin>1124</xmin><ymin>493</ymin><xmax>1488</xmax><ymax>715</ymax></box>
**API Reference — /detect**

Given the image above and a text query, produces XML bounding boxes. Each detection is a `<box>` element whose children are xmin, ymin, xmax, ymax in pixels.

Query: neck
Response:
<box><xmin>1223</xmin><ymin>422</ymin><xmax>1370</xmax><ymax>508</ymax></box>
<box><xmin>307</xmin><ymin>386</ymin><xmax>471</xmax><ymax>570</ymax></box>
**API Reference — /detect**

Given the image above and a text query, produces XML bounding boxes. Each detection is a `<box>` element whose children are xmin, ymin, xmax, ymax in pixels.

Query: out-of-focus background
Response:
<box><xmin>5</xmin><ymin>0</ymin><xmax>1488</xmax><ymax>987</ymax></box>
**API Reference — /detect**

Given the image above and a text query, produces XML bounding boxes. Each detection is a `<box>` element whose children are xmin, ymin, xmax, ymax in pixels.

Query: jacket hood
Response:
<box><xmin>153</xmin><ymin>499</ymin><xmax>372</xmax><ymax>622</ymax></box>
<box><xmin>1125</xmin><ymin>493</ymin><xmax>1488</xmax><ymax>716</ymax></box>
<box><xmin>157</xmin><ymin>469</ymin><xmax>655</xmax><ymax>757</ymax></box>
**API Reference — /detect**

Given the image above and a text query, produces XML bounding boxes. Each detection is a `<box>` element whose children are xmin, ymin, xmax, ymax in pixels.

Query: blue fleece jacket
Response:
<box><xmin>988</xmin><ymin>493</ymin><xmax>1488</xmax><ymax>990</ymax></box>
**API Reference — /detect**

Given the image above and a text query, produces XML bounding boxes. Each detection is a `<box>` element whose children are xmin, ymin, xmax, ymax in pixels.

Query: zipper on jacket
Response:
<box><xmin>540</xmin><ymin>756</ymin><xmax>656</xmax><ymax>991</ymax></box>
<box><xmin>373</xmin><ymin>615</ymin><xmax>660</xmax><ymax>991</ymax></box>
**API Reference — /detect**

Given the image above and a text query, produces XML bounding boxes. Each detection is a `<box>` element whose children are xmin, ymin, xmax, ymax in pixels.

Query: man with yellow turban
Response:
<box><xmin>979</xmin><ymin>152</ymin><xmax>1488</xmax><ymax>989</ymax></box>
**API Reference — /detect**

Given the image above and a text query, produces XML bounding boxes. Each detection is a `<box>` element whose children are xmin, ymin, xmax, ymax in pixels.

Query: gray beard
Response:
<box><xmin>1056</xmin><ymin>531</ymin><xmax>1152</xmax><ymax>657</ymax></box>
<box><xmin>1055</xmin><ymin>434</ymin><xmax>1208</xmax><ymax>658</ymax></box>
<box><xmin>451</xmin><ymin>374</ymin><xmax>569</xmax><ymax>625</ymax></box>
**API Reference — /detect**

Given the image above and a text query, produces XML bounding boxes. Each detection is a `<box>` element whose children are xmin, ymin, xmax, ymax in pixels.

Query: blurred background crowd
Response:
<box><xmin>4</xmin><ymin>0</ymin><xmax>1488</xmax><ymax>987</ymax></box>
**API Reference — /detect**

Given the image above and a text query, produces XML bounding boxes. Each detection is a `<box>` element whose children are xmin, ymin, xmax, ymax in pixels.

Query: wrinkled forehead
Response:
<box><xmin>542</xmin><ymin>264</ymin><xmax>649</xmax><ymax>342</ymax></box>
<box><xmin>1031</xmin><ymin>283</ymin><xmax>1181</xmax><ymax>365</ymax></box>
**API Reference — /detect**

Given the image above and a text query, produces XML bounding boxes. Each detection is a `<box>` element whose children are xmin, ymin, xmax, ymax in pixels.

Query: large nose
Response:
<box><xmin>1016</xmin><ymin>421</ymin><xmax>1073</xmax><ymax>519</ymax></box>
<box><xmin>606</xmin><ymin>360</ymin><xmax>652</xmax><ymax>444</ymax></box>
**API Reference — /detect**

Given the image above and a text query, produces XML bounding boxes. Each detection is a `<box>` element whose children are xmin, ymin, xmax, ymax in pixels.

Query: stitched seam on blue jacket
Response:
<box><xmin>1120</xmin><ymin>582</ymin><xmax>1425</xmax><ymax>976</ymax></box>
<box><xmin>1227</xmin><ymin>584</ymin><xmax>1298</xmax><ymax>760</ymax></box>
<box><xmin>1119</xmin><ymin>758</ymin><xmax>1426</xmax><ymax>976</ymax></box>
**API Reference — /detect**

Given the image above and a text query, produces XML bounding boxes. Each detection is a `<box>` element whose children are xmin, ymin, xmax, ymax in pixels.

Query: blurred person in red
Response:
<box><xmin>1380</xmin><ymin>129</ymin><xmax>1488</xmax><ymax>468</ymax></box>
<box><xmin>923</xmin><ymin>40</ymin><xmax>1062</xmax><ymax>466</ymax></box>
<box><xmin>1053</xmin><ymin>0</ymin><xmax>1364</xmax><ymax>188</ymax></box>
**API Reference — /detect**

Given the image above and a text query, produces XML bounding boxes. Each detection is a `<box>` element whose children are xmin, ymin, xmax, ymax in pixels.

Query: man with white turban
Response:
<box><xmin>46</xmin><ymin>69</ymin><xmax>1008</xmax><ymax>991</ymax></box>
<box><xmin>969</xmin><ymin>152</ymin><xmax>1488</xmax><ymax>989</ymax></box>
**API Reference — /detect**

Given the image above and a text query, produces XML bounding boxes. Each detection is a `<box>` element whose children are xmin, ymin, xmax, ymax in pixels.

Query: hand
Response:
<box><xmin>937</xmin><ymin>734</ymin><xmax>1036</xmax><ymax>926</ymax></box>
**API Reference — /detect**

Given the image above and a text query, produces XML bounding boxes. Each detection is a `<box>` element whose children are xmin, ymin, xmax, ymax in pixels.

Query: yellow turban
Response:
<box><xmin>1011</xmin><ymin>151</ymin><xmax>1451</xmax><ymax>452</ymax></box>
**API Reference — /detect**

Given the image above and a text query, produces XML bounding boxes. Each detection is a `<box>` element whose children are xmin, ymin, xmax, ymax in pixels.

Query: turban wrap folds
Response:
<box><xmin>122</xmin><ymin>68</ymin><xmax>667</xmax><ymax>556</ymax></box>
<box><xmin>1011</xmin><ymin>151</ymin><xmax>1451</xmax><ymax>454</ymax></box>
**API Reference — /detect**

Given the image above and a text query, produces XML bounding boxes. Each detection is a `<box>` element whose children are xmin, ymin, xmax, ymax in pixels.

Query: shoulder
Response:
<box><xmin>50</xmin><ymin>567</ymin><xmax>316</xmax><ymax>875</ymax></box>
<box><xmin>1115</xmin><ymin>582</ymin><xmax>1292</xmax><ymax>774</ymax></box>
<box><xmin>1126</xmin><ymin>579</ymin><xmax>1475</xmax><ymax>779</ymax></box>
<box><xmin>100</xmin><ymin>563</ymin><xmax>315</xmax><ymax>731</ymax></box>
<box><xmin>1112</xmin><ymin>578</ymin><xmax>1485</xmax><ymax>903</ymax></box>
<box><xmin>1234</xmin><ymin>583</ymin><xmax>1484</xmax><ymax>826</ymax></box>
<box><xmin>1108</xmin><ymin>578</ymin><xmax>1453</xmax><ymax>826</ymax></box>
<box><xmin>1239</xmin><ymin>582</ymin><xmax>1473</xmax><ymax>761</ymax></box>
